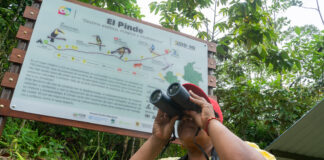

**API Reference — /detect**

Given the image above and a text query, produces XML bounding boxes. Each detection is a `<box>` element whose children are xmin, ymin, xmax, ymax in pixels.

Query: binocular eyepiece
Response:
<box><xmin>150</xmin><ymin>82</ymin><xmax>201</xmax><ymax>117</ymax></box>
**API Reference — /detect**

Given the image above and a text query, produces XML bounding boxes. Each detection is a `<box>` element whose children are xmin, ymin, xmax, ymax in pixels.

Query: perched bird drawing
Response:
<box><xmin>49</xmin><ymin>29</ymin><xmax>65</xmax><ymax>42</ymax></box>
<box><xmin>111</xmin><ymin>47</ymin><xmax>131</xmax><ymax>59</ymax></box>
<box><xmin>95</xmin><ymin>35</ymin><xmax>102</xmax><ymax>51</ymax></box>
<box><xmin>150</xmin><ymin>44</ymin><xmax>155</xmax><ymax>53</ymax></box>
<box><xmin>149</xmin><ymin>44</ymin><xmax>160</xmax><ymax>56</ymax></box>
<box><xmin>88</xmin><ymin>35</ymin><xmax>105</xmax><ymax>51</ymax></box>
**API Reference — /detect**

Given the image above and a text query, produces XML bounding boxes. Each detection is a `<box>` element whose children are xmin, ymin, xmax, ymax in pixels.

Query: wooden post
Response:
<box><xmin>207</xmin><ymin>42</ymin><xmax>217</xmax><ymax>100</ymax></box>
<box><xmin>0</xmin><ymin>0</ymin><xmax>42</xmax><ymax>136</ymax></box>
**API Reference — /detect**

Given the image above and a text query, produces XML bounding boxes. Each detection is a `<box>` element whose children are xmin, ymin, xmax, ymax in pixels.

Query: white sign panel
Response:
<box><xmin>10</xmin><ymin>0</ymin><xmax>208</xmax><ymax>133</ymax></box>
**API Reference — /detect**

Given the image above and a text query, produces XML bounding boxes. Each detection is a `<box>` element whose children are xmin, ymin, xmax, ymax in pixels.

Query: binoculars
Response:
<box><xmin>150</xmin><ymin>82</ymin><xmax>201</xmax><ymax>117</ymax></box>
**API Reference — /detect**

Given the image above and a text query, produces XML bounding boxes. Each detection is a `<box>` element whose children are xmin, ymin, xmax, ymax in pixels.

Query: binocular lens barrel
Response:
<box><xmin>167</xmin><ymin>83</ymin><xmax>190</xmax><ymax>108</ymax></box>
<box><xmin>167</xmin><ymin>82</ymin><xmax>201</xmax><ymax>112</ymax></box>
<box><xmin>150</xmin><ymin>83</ymin><xmax>202</xmax><ymax>118</ymax></box>
<box><xmin>150</xmin><ymin>89</ymin><xmax>181</xmax><ymax>117</ymax></box>
<box><xmin>168</xmin><ymin>83</ymin><xmax>180</xmax><ymax>96</ymax></box>
<box><xmin>150</xmin><ymin>90</ymin><xmax>162</xmax><ymax>104</ymax></box>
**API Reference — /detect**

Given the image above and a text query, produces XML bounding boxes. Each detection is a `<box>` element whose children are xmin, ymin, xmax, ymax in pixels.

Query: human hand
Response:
<box><xmin>152</xmin><ymin>109</ymin><xmax>178</xmax><ymax>142</ymax></box>
<box><xmin>185</xmin><ymin>90</ymin><xmax>215</xmax><ymax>130</ymax></box>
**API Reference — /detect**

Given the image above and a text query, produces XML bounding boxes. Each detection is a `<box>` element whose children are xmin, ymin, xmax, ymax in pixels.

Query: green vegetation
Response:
<box><xmin>0</xmin><ymin>0</ymin><xmax>323</xmax><ymax>159</ymax></box>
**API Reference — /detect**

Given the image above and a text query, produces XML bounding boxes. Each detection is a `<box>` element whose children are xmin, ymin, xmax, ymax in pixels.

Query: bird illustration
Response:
<box><xmin>149</xmin><ymin>44</ymin><xmax>160</xmax><ymax>56</ymax></box>
<box><xmin>111</xmin><ymin>47</ymin><xmax>131</xmax><ymax>59</ymax></box>
<box><xmin>36</xmin><ymin>39</ymin><xmax>43</xmax><ymax>44</ymax></box>
<box><xmin>88</xmin><ymin>35</ymin><xmax>105</xmax><ymax>50</ymax></box>
<box><xmin>150</xmin><ymin>44</ymin><xmax>155</xmax><ymax>53</ymax></box>
<box><xmin>50</xmin><ymin>29</ymin><xmax>65</xmax><ymax>42</ymax></box>
<box><xmin>94</xmin><ymin>35</ymin><xmax>102</xmax><ymax>51</ymax></box>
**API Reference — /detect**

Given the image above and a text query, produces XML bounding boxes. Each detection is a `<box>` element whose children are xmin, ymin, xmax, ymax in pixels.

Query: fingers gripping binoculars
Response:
<box><xmin>150</xmin><ymin>82</ymin><xmax>201</xmax><ymax>117</ymax></box>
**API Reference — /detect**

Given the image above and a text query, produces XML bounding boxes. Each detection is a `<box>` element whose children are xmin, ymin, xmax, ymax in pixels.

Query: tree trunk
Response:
<box><xmin>130</xmin><ymin>137</ymin><xmax>136</xmax><ymax>156</ymax></box>
<box><xmin>121</xmin><ymin>136</ymin><xmax>129</xmax><ymax>160</ymax></box>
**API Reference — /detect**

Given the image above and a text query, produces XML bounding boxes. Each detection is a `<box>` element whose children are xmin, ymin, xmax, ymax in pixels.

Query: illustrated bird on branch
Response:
<box><xmin>48</xmin><ymin>29</ymin><xmax>66</xmax><ymax>42</ymax></box>
<box><xmin>111</xmin><ymin>47</ymin><xmax>131</xmax><ymax>59</ymax></box>
<box><xmin>88</xmin><ymin>35</ymin><xmax>106</xmax><ymax>51</ymax></box>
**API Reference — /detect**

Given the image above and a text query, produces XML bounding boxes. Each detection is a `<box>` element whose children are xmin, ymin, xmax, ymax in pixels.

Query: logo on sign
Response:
<box><xmin>58</xmin><ymin>6</ymin><xmax>71</xmax><ymax>16</ymax></box>
<box><xmin>111</xmin><ymin>119</ymin><xmax>115</xmax><ymax>124</ymax></box>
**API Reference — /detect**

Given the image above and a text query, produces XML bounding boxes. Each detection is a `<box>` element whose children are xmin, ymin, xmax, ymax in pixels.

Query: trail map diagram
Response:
<box><xmin>35</xmin><ymin>27</ymin><xmax>204</xmax><ymax>86</ymax></box>
<box><xmin>10</xmin><ymin>0</ymin><xmax>208</xmax><ymax>133</ymax></box>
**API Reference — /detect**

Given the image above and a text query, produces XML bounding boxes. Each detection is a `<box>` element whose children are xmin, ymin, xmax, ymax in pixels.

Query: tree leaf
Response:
<box><xmin>149</xmin><ymin>2</ymin><xmax>156</xmax><ymax>12</ymax></box>
<box><xmin>294</xmin><ymin>27</ymin><xmax>301</xmax><ymax>35</ymax></box>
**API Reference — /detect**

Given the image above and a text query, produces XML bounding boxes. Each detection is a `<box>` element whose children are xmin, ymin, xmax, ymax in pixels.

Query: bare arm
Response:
<box><xmin>130</xmin><ymin>135</ymin><xmax>168</xmax><ymax>160</ymax></box>
<box><xmin>207</xmin><ymin>119</ymin><xmax>266</xmax><ymax>160</ymax></box>
<box><xmin>187</xmin><ymin>90</ymin><xmax>266</xmax><ymax>160</ymax></box>
<box><xmin>130</xmin><ymin>110</ymin><xmax>178</xmax><ymax>160</ymax></box>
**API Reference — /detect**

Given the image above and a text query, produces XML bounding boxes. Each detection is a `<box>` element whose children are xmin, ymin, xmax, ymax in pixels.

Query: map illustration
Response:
<box><xmin>35</xmin><ymin>27</ymin><xmax>204</xmax><ymax>86</ymax></box>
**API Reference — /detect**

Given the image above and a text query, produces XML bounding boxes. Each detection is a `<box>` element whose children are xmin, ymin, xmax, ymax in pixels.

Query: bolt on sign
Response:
<box><xmin>0</xmin><ymin>0</ymin><xmax>217</xmax><ymax>138</ymax></box>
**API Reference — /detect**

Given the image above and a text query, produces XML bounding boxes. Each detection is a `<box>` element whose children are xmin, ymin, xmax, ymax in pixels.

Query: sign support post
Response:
<box><xmin>0</xmin><ymin>0</ymin><xmax>43</xmax><ymax>136</ymax></box>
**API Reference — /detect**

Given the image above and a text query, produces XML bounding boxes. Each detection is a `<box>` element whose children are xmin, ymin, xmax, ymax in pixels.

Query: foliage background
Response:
<box><xmin>0</xmin><ymin>0</ymin><xmax>323</xmax><ymax>159</ymax></box>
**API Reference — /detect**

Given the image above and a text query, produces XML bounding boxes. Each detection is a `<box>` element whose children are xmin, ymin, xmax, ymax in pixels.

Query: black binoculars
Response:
<box><xmin>150</xmin><ymin>82</ymin><xmax>201</xmax><ymax>117</ymax></box>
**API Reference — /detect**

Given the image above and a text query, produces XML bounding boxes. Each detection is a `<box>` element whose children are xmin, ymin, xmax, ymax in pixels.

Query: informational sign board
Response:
<box><xmin>9</xmin><ymin>0</ymin><xmax>208</xmax><ymax>133</ymax></box>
